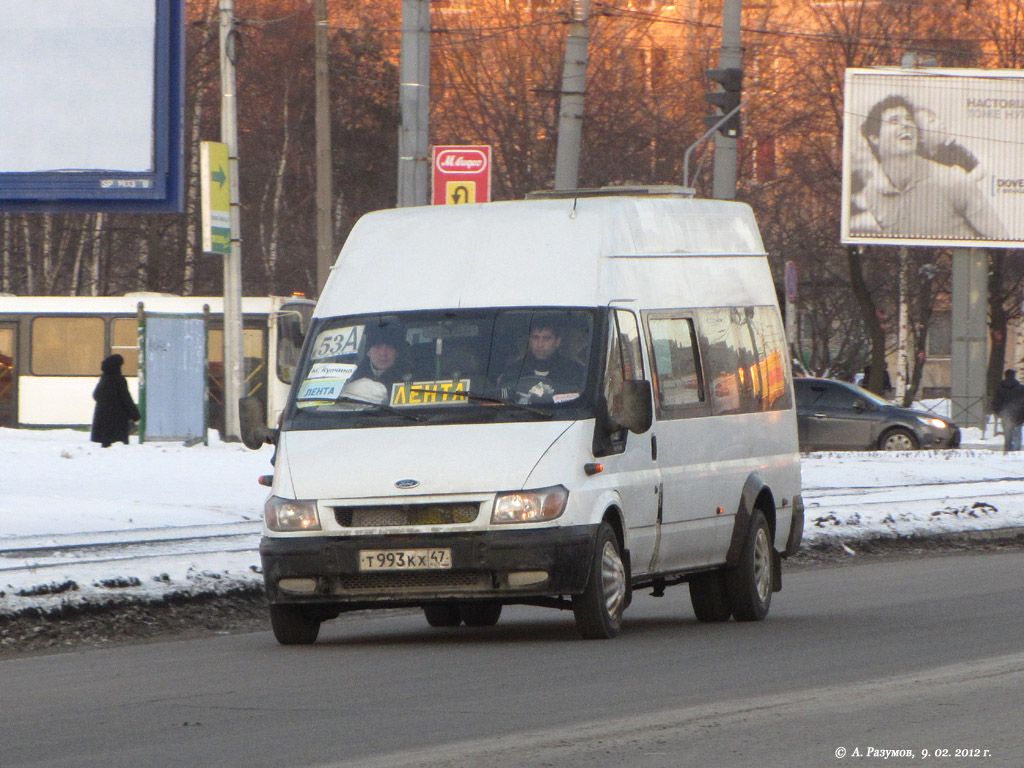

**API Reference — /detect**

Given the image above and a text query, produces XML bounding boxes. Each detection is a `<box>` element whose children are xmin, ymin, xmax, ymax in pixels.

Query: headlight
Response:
<box><xmin>265</xmin><ymin>497</ymin><xmax>321</xmax><ymax>531</ymax></box>
<box><xmin>492</xmin><ymin>486</ymin><xmax>568</xmax><ymax>524</ymax></box>
<box><xmin>919</xmin><ymin>416</ymin><xmax>948</xmax><ymax>430</ymax></box>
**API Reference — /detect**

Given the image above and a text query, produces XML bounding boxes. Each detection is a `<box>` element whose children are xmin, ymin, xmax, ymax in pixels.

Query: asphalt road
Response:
<box><xmin>2</xmin><ymin>551</ymin><xmax>1022</xmax><ymax>768</ymax></box>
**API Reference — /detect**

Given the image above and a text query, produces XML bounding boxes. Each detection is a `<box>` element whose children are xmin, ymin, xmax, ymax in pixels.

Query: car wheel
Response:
<box><xmin>269</xmin><ymin>604</ymin><xmax>321</xmax><ymax>645</ymax></box>
<box><xmin>879</xmin><ymin>427</ymin><xmax>919</xmax><ymax>451</ymax></box>
<box><xmin>572</xmin><ymin>522</ymin><xmax>627</xmax><ymax>639</ymax></box>
<box><xmin>689</xmin><ymin>569</ymin><xmax>732</xmax><ymax>622</ymax></box>
<box><xmin>459</xmin><ymin>602</ymin><xmax>503</xmax><ymax>627</ymax></box>
<box><xmin>423</xmin><ymin>603</ymin><xmax>463</xmax><ymax>627</ymax></box>
<box><xmin>725</xmin><ymin>510</ymin><xmax>773</xmax><ymax>622</ymax></box>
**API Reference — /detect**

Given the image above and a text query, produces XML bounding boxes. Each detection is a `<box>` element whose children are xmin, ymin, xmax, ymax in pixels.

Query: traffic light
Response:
<box><xmin>704</xmin><ymin>67</ymin><xmax>743</xmax><ymax>138</ymax></box>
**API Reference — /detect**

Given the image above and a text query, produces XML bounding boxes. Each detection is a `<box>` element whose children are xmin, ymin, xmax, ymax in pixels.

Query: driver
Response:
<box><xmin>498</xmin><ymin>318</ymin><xmax>585</xmax><ymax>403</ymax></box>
<box><xmin>340</xmin><ymin>324</ymin><xmax>410</xmax><ymax>403</ymax></box>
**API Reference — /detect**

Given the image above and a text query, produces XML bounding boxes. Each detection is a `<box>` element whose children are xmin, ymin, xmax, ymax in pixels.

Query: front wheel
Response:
<box><xmin>572</xmin><ymin>523</ymin><xmax>627</xmax><ymax>639</ymax></box>
<box><xmin>725</xmin><ymin>510</ymin><xmax>773</xmax><ymax>622</ymax></box>
<box><xmin>879</xmin><ymin>427</ymin><xmax>919</xmax><ymax>451</ymax></box>
<box><xmin>269</xmin><ymin>604</ymin><xmax>321</xmax><ymax>645</ymax></box>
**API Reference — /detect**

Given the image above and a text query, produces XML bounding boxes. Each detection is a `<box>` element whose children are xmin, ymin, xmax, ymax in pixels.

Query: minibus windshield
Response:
<box><xmin>285</xmin><ymin>307</ymin><xmax>598</xmax><ymax>429</ymax></box>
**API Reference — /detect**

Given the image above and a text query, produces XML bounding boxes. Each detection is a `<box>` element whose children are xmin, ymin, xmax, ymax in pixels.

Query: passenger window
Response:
<box><xmin>32</xmin><ymin>317</ymin><xmax>104</xmax><ymax>375</ymax></box>
<box><xmin>112</xmin><ymin>318</ymin><xmax>140</xmax><ymax>376</ymax></box>
<box><xmin>647</xmin><ymin>316</ymin><xmax>704</xmax><ymax>414</ymax></box>
<box><xmin>703</xmin><ymin>306</ymin><xmax>791</xmax><ymax>415</ymax></box>
<box><xmin>748</xmin><ymin>306</ymin><xmax>792</xmax><ymax>411</ymax></box>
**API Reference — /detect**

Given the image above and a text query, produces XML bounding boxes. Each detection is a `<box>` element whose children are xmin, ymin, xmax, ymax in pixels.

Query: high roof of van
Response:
<box><xmin>318</xmin><ymin>195</ymin><xmax>774</xmax><ymax>316</ymax></box>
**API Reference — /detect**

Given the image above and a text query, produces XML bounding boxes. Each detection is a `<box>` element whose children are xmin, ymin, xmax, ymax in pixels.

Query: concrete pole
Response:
<box><xmin>398</xmin><ymin>0</ymin><xmax>430</xmax><ymax>207</ymax></box>
<box><xmin>219</xmin><ymin>0</ymin><xmax>244</xmax><ymax>441</ymax></box>
<box><xmin>951</xmin><ymin>248</ymin><xmax>989</xmax><ymax>430</ymax></box>
<box><xmin>554</xmin><ymin>0</ymin><xmax>590</xmax><ymax>191</ymax></box>
<box><xmin>314</xmin><ymin>0</ymin><xmax>334</xmax><ymax>293</ymax></box>
<box><xmin>711</xmin><ymin>0</ymin><xmax>741</xmax><ymax>200</ymax></box>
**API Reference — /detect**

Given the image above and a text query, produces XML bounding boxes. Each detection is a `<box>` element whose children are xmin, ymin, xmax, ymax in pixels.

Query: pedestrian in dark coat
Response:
<box><xmin>992</xmin><ymin>369</ymin><xmax>1024</xmax><ymax>453</ymax></box>
<box><xmin>90</xmin><ymin>354</ymin><xmax>140</xmax><ymax>447</ymax></box>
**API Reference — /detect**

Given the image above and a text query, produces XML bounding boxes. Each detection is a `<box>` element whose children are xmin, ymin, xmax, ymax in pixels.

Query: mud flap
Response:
<box><xmin>772</xmin><ymin>547</ymin><xmax>782</xmax><ymax>593</ymax></box>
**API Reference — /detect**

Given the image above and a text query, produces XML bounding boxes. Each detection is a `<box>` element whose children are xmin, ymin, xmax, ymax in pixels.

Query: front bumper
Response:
<box><xmin>260</xmin><ymin>525</ymin><xmax>599</xmax><ymax>608</ymax></box>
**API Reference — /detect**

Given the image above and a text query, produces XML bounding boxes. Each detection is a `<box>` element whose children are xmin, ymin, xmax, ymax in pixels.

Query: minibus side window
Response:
<box><xmin>749</xmin><ymin>306</ymin><xmax>793</xmax><ymax>411</ymax></box>
<box><xmin>646</xmin><ymin>315</ymin><xmax>705</xmax><ymax>418</ymax></box>
<box><xmin>703</xmin><ymin>306</ymin><xmax>792</xmax><ymax>415</ymax></box>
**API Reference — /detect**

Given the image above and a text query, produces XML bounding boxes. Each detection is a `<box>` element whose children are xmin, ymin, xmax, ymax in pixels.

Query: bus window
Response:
<box><xmin>0</xmin><ymin>325</ymin><xmax>15</xmax><ymax>427</ymax></box>
<box><xmin>276</xmin><ymin>310</ymin><xmax>306</xmax><ymax>384</ymax></box>
<box><xmin>32</xmin><ymin>317</ymin><xmax>104</xmax><ymax>375</ymax></box>
<box><xmin>112</xmin><ymin>318</ymin><xmax>140</xmax><ymax>376</ymax></box>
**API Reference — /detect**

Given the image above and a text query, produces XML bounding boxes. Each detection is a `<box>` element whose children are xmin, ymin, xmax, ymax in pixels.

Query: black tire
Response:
<box><xmin>688</xmin><ymin>569</ymin><xmax>732</xmax><ymax>622</ymax></box>
<box><xmin>423</xmin><ymin>603</ymin><xmax>463</xmax><ymax>627</ymax></box>
<box><xmin>572</xmin><ymin>523</ymin><xmax>627</xmax><ymax>639</ymax></box>
<box><xmin>269</xmin><ymin>604</ymin><xmax>321</xmax><ymax>645</ymax></box>
<box><xmin>725</xmin><ymin>510</ymin><xmax>773</xmax><ymax>622</ymax></box>
<box><xmin>459</xmin><ymin>602</ymin><xmax>503</xmax><ymax>627</ymax></box>
<box><xmin>879</xmin><ymin>427</ymin><xmax>919</xmax><ymax>451</ymax></box>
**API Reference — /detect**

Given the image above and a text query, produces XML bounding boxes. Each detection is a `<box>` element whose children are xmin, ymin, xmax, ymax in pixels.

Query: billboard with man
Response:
<box><xmin>841</xmin><ymin>68</ymin><xmax>1024</xmax><ymax>248</ymax></box>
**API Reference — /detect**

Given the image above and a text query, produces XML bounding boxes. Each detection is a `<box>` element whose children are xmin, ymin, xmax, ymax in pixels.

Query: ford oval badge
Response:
<box><xmin>395</xmin><ymin>479</ymin><xmax>420</xmax><ymax>490</ymax></box>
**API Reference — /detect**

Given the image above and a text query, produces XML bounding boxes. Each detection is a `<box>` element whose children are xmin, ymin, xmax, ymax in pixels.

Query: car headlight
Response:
<box><xmin>492</xmin><ymin>486</ymin><xmax>568</xmax><ymax>524</ymax></box>
<box><xmin>265</xmin><ymin>496</ymin><xmax>321</xmax><ymax>531</ymax></box>
<box><xmin>919</xmin><ymin>416</ymin><xmax>948</xmax><ymax>430</ymax></box>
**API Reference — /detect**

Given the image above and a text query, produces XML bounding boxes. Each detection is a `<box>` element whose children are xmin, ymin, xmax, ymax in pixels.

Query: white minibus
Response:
<box><xmin>242</xmin><ymin>188</ymin><xmax>803</xmax><ymax>643</ymax></box>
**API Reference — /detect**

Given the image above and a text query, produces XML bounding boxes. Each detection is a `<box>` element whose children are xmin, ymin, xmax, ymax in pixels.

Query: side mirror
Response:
<box><xmin>239</xmin><ymin>396</ymin><xmax>278</xmax><ymax>450</ymax></box>
<box><xmin>617</xmin><ymin>380</ymin><xmax>654</xmax><ymax>435</ymax></box>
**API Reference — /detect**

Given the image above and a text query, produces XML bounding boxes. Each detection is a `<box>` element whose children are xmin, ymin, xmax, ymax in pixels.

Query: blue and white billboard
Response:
<box><xmin>0</xmin><ymin>0</ymin><xmax>184</xmax><ymax>213</ymax></box>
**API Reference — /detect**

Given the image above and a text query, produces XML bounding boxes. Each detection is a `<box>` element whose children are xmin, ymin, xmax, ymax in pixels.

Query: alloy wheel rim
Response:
<box><xmin>601</xmin><ymin>540</ymin><xmax>626</xmax><ymax>617</ymax></box>
<box><xmin>753</xmin><ymin>527</ymin><xmax>771</xmax><ymax>602</ymax></box>
<box><xmin>886</xmin><ymin>433</ymin><xmax>915</xmax><ymax>450</ymax></box>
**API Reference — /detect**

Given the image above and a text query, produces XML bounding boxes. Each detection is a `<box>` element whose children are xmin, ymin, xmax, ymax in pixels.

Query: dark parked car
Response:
<box><xmin>794</xmin><ymin>377</ymin><xmax>960</xmax><ymax>451</ymax></box>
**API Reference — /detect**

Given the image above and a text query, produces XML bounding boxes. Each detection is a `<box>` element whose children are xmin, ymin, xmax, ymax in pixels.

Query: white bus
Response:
<box><xmin>0</xmin><ymin>292</ymin><xmax>314</xmax><ymax>431</ymax></box>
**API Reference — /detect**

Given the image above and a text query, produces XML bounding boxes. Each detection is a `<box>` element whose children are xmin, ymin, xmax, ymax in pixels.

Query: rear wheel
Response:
<box><xmin>459</xmin><ymin>602</ymin><xmax>503</xmax><ymax>627</ymax></box>
<box><xmin>725</xmin><ymin>510</ymin><xmax>773</xmax><ymax>622</ymax></box>
<box><xmin>572</xmin><ymin>523</ymin><xmax>626</xmax><ymax>639</ymax></box>
<box><xmin>269</xmin><ymin>604</ymin><xmax>321</xmax><ymax>645</ymax></box>
<box><xmin>879</xmin><ymin>427</ymin><xmax>918</xmax><ymax>451</ymax></box>
<box><xmin>688</xmin><ymin>569</ymin><xmax>732</xmax><ymax>622</ymax></box>
<box><xmin>423</xmin><ymin>603</ymin><xmax>463</xmax><ymax>627</ymax></box>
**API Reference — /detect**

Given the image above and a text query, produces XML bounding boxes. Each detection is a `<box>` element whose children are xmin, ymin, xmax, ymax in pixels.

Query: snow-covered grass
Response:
<box><xmin>1</xmin><ymin>420</ymin><xmax>1021</xmax><ymax>616</ymax></box>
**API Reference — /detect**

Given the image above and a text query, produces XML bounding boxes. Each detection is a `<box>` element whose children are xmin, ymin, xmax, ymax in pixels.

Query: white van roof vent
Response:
<box><xmin>524</xmin><ymin>185</ymin><xmax>695</xmax><ymax>200</ymax></box>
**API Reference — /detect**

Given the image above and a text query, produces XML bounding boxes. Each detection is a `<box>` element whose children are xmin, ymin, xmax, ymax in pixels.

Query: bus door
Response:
<box><xmin>0</xmin><ymin>323</ymin><xmax>16</xmax><ymax>428</ymax></box>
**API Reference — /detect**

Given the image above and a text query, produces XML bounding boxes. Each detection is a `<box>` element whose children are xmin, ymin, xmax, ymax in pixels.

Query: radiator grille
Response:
<box><xmin>334</xmin><ymin>503</ymin><xmax>479</xmax><ymax>527</ymax></box>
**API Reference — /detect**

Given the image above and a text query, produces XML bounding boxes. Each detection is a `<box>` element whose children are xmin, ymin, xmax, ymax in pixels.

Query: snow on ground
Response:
<box><xmin>2</xmin><ymin>418</ymin><xmax>1023</xmax><ymax>617</ymax></box>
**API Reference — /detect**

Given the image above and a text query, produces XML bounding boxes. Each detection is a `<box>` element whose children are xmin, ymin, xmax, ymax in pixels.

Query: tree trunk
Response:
<box><xmin>1</xmin><ymin>216</ymin><xmax>10</xmax><ymax>293</ymax></box>
<box><xmin>847</xmin><ymin>245</ymin><xmax>888</xmax><ymax>395</ymax></box>
<box><xmin>987</xmin><ymin>250</ymin><xmax>1008</xmax><ymax>406</ymax></box>
<box><xmin>21</xmin><ymin>217</ymin><xmax>34</xmax><ymax>294</ymax></box>
<box><xmin>89</xmin><ymin>214</ymin><xmax>105</xmax><ymax>296</ymax></box>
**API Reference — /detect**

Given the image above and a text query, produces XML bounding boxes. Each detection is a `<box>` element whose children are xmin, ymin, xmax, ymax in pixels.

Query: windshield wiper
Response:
<box><xmin>406</xmin><ymin>387</ymin><xmax>553</xmax><ymax>419</ymax></box>
<box><xmin>334</xmin><ymin>395</ymin><xmax>426</xmax><ymax>422</ymax></box>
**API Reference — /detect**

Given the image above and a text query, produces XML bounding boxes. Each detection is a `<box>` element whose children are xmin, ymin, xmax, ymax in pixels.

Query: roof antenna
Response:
<box><xmin>570</xmin><ymin>194</ymin><xmax>578</xmax><ymax>219</ymax></box>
